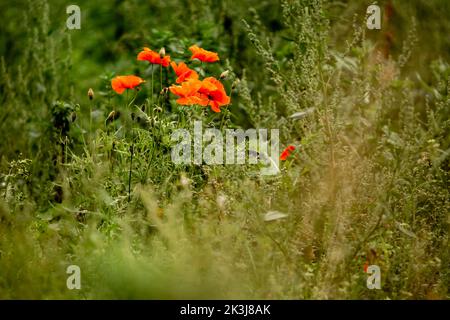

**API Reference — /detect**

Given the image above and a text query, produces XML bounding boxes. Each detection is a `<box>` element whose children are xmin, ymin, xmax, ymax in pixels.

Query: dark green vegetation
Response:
<box><xmin>0</xmin><ymin>0</ymin><xmax>449</xmax><ymax>299</ymax></box>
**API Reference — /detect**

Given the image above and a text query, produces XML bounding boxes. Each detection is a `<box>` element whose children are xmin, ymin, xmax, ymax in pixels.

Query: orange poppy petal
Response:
<box><xmin>209</xmin><ymin>101</ymin><xmax>221</xmax><ymax>113</ymax></box>
<box><xmin>111</xmin><ymin>75</ymin><xmax>145</xmax><ymax>94</ymax></box>
<box><xmin>138</xmin><ymin>48</ymin><xmax>171</xmax><ymax>67</ymax></box>
<box><xmin>189</xmin><ymin>45</ymin><xmax>220</xmax><ymax>63</ymax></box>
<box><xmin>169</xmin><ymin>85</ymin><xmax>185</xmax><ymax>97</ymax></box>
<box><xmin>122</xmin><ymin>75</ymin><xmax>145</xmax><ymax>88</ymax></box>
<box><xmin>176</xmin><ymin>97</ymin><xmax>194</xmax><ymax>105</ymax></box>
<box><xmin>200</xmin><ymin>78</ymin><xmax>218</xmax><ymax>92</ymax></box>
<box><xmin>111</xmin><ymin>79</ymin><xmax>126</xmax><ymax>94</ymax></box>
<box><xmin>280</xmin><ymin>145</ymin><xmax>296</xmax><ymax>160</ymax></box>
<box><xmin>175</xmin><ymin>94</ymin><xmax>206</xmax><ymax>106</ymax></box>
<box><xmin>169</xmin><ymin>79</ymin><xmax>202</xmax><ymax>98</ymax></box>
<box><xmin>161</xmin><ymin>56</ymin><xmax>171</xmax><ymax>67</ymax></box>
<box><xmin>172</xmin><ymin>61</ymin><xmax>198</xmax><ymax>83</ymax></box>
<box><xmin>280</xmin><ymin>151</ymin><xmax>289</xmax><ymax>161</ymax></box>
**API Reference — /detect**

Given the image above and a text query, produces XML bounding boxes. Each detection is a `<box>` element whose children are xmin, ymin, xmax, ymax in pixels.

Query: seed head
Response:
<box><xmin>88</xmin><ymin>88</ymin><xmax>94</xmax><ymax>100</ymax></box>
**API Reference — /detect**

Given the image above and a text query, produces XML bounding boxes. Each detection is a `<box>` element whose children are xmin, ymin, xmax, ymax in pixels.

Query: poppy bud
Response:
<box><xmin>106</xmin><ymin>110</ymin><xmax>121</xmax><ymax>124</ymax></box>
<box><xmin>160</xmin><ymin>87</ymin><xmax>169</xmax><ymax>95</ymax></box>
<box><xmin>159</xmin><ymin>47</ymin><xmax>166</xmax><ymax>58</ymax></box>
<box><xmin>88</xmin><ymin>88</ymin><xmax>94</xmax><ymax>100</ymax></box>
<box><xmin>231</xmin><ymin>79</ymin><xmax>240</xmax><ymax>90</ymax></box>
<box><xmin>220</xmin><ymin>70</ymin><xmax>230</xmax><ymax>80</ymax></box>
<box><xmin>71</xmin><ymin>112</ymin><xmax>77</xmax><ymax>122</ymax></box>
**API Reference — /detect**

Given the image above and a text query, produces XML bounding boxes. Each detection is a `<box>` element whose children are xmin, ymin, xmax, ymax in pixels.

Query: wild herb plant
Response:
<box><xmin>0</xmin><ymin>0</ymin><xmax>448</xmax><ymax>299</ymax></box>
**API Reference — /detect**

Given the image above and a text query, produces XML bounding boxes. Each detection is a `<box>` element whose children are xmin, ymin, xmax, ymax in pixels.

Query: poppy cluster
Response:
<box><xmin>169</xmin><ymin>77</ymin><xmax>230</xmax><ymax>113</ymax></box>
<box><xmin>169</xmin><ymin>46</ymin><xmax>229</xmax><ymax>113</ymax></box>
<box><xmin>110</xmin><ymin>44</ymin><xmax>230</xmax><ymax>113</ymax></box>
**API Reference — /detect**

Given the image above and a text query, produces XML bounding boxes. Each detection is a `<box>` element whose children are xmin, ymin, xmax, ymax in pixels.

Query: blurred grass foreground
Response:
<box><xmin>0</xmin><ymin>0</ymin><xmax>449</xmax><ymax>299</ymax></box>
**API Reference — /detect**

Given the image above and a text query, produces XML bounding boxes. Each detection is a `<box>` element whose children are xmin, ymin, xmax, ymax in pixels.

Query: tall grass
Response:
<box><xmin>0</xmin><ymin>0</ymin><xmax>448</xmax><ymax>299</ymax></box>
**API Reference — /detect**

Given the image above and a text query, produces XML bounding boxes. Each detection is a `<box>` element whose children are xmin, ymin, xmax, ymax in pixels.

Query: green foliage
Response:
<box><xmin>0</xmin><ymin>0</ymin><xmax>448</xmax><ymax>299</ymax></box>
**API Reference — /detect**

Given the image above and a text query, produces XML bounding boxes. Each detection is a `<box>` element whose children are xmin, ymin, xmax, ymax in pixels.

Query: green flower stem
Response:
<box><xmin>151</xmin><ymin>64</ymin><xmax>154</xmax><ymax>111</ymax></box>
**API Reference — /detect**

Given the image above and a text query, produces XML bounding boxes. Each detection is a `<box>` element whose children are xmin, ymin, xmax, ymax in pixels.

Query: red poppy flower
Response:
<box><xmin>111</xmin><ymin>75</ymin><xmax>145</xmax><ymax>94</ymax></box>
<box><xmin>171</xmin><ymin>61</ymin><xmax>199</xmax><ymax>83</ymax></box>
<box><xmin>137</xmin><ymin>47</ymin><xmax>171</xmax><ymax>67</ymax></box>
<box><xmin>280</xmin><ymin>145</ymin><xmax>296</xmax><ymax>161</ymax></box>
<box><xmin>169</xmin><ymin>77</ymin><xmax>230</xmax><ymax>113</ymax></box>
<box><xmin>189</xmin><ymin>45</ymin><xmax>219</xmax><ymax>63</ymax></box>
